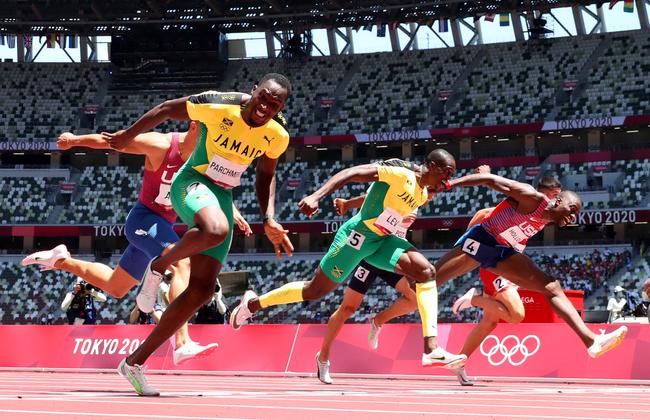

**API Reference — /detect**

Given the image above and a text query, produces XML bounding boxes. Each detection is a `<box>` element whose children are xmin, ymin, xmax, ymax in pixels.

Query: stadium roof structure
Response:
<box><xmin>0</xmin><ymin>0</ymin><xmax>605</xmax><ymax>34</ymax></box>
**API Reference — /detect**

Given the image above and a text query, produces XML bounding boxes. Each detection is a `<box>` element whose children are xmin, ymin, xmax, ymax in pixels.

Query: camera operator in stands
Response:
<box><xmin>631</xmin><ymin>278</ymin><xmax>650</xmax><ymax>322</ymax></box>
<box><xmin>61</xmin><ymin>278</ymin><xmax>107</xmax><ymax>325</ymax></box>
<box><xmin>194</xmin><ymin>278</ymin><xmax>228</xmax><ymax>324</ymax></box>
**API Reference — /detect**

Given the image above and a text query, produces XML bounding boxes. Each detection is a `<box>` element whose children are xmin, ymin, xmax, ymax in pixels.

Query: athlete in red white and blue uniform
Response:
<box><xmin>419</xmin><ymin>170</ymin><xmax>627</xmax><ymax>365</ymax></box>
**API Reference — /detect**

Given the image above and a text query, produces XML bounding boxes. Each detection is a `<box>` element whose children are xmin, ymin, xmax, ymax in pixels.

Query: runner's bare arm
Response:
<box><xmin>103</xmin><ymin>96</ymin><xmax>190</xmax><ymax>149</ymax></box>
<box><xmin>58</xmin><ymin>132</ymin><xmax>166</xmax><ymax>156</ymax></box>
<box><xmin>299</xmin><ymin>164</ymin><xmax>378</xmax><ymax>217</ymax></box>
<box><xmin>232</xmin><ymin>204</ymin><xmax>252</xmax><ymax>236</ymax></box>
<box><xmin>334</xmin><ymin>194</ymin><xmax>367</xmax><ymax>215</ymax></box>
<box><xmin>449</xmin><ymin>173</ymin><xmax>542</xmax><ymax>210</ymax></box>
<box><xmin>256</xmin><ymin>155</ymin><xmax>294</xmax><ymax>257</ymax></box>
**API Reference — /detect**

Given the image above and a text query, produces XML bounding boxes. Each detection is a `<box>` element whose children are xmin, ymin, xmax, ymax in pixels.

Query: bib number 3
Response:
<box><xmin>347</xmin><ymin>230</ymin><xmax>366</xmax><ymax>250</ymax></box>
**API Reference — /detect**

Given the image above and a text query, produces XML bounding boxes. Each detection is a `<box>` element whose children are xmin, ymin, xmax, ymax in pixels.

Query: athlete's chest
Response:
<box><xmin>203</xmin><ymin>108</ymin><xmax>275</xmax><ymax>160</ymax></box>
<box><xmin>383</xmin><ymin>180</ymin><xmax>427</xmax><ymax>214</ymax></box>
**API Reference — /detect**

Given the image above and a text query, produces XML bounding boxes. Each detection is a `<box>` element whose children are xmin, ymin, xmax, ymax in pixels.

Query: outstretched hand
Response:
<box><xmin>57</xmin><ymin>132</ymin><xmax>74</xmax><ymax>150</ymax></box>
<box><xmin>298</xmin><ymin>194</ymin><xmax>319</xmax><ymax>218</ymax></box>
<box><xmin>264</xmin><ymin>218</ymin><xmax>294</xmax><ymax>258</ymax></box>
<box><xmin>233</xmin><ymin>212</ymin><xmax>253</xmax><ymax>236</ymax></box>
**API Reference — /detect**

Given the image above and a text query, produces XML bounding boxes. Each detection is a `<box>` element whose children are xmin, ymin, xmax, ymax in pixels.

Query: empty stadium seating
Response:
<box><xmin>0</xmin><ymin>246</ymin><xmax>634</xmax><ymax>324</ymax></box>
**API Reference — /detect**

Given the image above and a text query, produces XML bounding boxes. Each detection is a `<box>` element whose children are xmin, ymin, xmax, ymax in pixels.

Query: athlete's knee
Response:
<box><xmin>198</xmin><ymin>215</ymin><xmax>229</xmax><ymax>246</ymax></box>
<box><xmin>339</xmin><ymin>302</ymin><xmax>359</xmax><ymax>317</ymax></box>
<box><xmin>412</xmin><ymin>264</ymin><xmax>436</xmax><ymax>284</ymax></box>
<box><xmin>302</xmin><ymin>284</ymin><xmax>326</xmax><ymax>301</ymax></box>
<box><xmin>544</xmin><ymin>279</ymin><xmax>563</xmax><ymax>297</ymax></box>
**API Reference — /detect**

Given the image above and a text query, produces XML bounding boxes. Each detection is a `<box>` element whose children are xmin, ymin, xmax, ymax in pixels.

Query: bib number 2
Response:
<box><xmin>347</xmin><ymin>230</ymin><xmax>366</xmax><ymax>250</ymax></box>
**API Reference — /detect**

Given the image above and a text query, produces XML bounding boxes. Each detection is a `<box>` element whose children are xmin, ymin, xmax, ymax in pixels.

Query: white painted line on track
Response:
<box><xmin>0</xmin><ymin>409</ymin><xmax>250</xmax><ymax>420</ymax></box>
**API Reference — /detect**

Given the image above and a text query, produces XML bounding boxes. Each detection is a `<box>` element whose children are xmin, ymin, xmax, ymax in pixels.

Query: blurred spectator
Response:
<box><xmin>607</xmin><ymin>285</ymin><xmax>628</xmax><ymax>323</ymax></box>
<box><xmin>61</xmin><ymin>278</ymin><xmax>107</xmax><ymax>325</ymax></box>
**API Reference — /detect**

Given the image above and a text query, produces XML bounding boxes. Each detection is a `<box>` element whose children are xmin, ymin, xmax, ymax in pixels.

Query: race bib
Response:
<box><xmin>394</xmin><ymin>225</ymin><xmax>408</xmax><ymax>239</ymax></box>
<box><xmin>353</xmin><ymin>266</ymin><xmax>370</xmax><ymax>282</ymax></box>
<box><xmin>154</xmin><ymin>184</ymin><xmax>172</xmax><ymax>207</ymax></box>
<box><xmin>492</xmin><ymin>276</ymin><xmax>512</xmax><ymax>293</ymax></box>
<box><xmin>498</xmin><ymin>222</ymin><xmax>538</xmax><ymax>252</ymax></box>
<box><xmin>205</xmin><ymin>154</ymin><xmax>248</xmax><ymax>189</ymax></box>
<box><xmin>347</xmin><ymin>230</ymin><xmax>366</xmax><ymax>250</ymax></box>
<box><xmin>498</xmin><ymin>226</ymin><xmax>527</xmax><ymax>252</ymax></box>
<box><xmin>462</xmin><ymin>238</ymin><xmax>480</xmax><ymax>255</ymax></box>
<box><xmin>373</xmin><ymin>208</ymin><xmax>403</xmax><ymax>235</ymax></box>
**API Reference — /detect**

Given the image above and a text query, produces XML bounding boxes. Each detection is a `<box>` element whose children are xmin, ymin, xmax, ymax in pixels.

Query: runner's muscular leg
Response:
<box><xmin>167</xmin><ymin>257</ymin><xmax>192</xmax><ymax>349</ymax></box>
<box><xmin>54</xmin><ymin>259</ymin><xmax>136</xmax><ymax>299</ymax></box>
<box><xmin>319</xmin><ymin>287</ymin><xmax>364</xmax><ymax>362</ymax></box>
<box><xmin>151</xmin><ymin>205</ymin><xmax>229</xmax><ymax>274</ymax></box>
<box><xmin>471</xmin><ymin>287</ymin><xmax>525</xmax><ymax>324</ymax></box>
<box><xmin>489</xmin><ymin>253</ymin><xmax>596</xmax><ymax>346</ymax></box>
<box><xmin>127</xmin><ymin>254</ymin><xmax>220</xmax><ymax>366</ymax></box>
<box><xmin>248</xmin><ymin>266</ymin><xmax>340</xmax><ymax>313</ymax></box>
<box><xmin>374</xmin><ymin>277</ymin><xmax>418</xmax><ymax>326</ymax></box>
<box><xmin>459</xmin><ymin>309</ymin><xmax>500</xmax><ymax>357</ymax></box>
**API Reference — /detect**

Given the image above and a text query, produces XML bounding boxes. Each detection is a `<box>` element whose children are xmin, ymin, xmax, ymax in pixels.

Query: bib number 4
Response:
<box><xmin>462</xmin><ymin>239</ymin><xmax>480</xmax><ymax>255</ymax></box>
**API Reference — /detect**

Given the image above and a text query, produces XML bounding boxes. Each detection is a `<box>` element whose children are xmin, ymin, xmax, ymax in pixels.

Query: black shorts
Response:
<box><xmin>347</xmin><ymin>260</ymin><xmax>403</xmax><ymax>295</ymax></box>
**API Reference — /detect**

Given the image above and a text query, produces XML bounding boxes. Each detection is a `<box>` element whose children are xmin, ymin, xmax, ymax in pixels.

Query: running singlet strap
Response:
<box><xmin>185</xmin><ymin>91</ymin><xmax>290</xmax><ymax>189</ymax></box>
<box><xmin>481</xmin><ymin>197</ymin><xmax>550</xmax><ymax>252</ymax></box>
<box><xmin>138</xmin><ymin>133</ymin><xmax>184</xmax><ymax>222</ymax></box>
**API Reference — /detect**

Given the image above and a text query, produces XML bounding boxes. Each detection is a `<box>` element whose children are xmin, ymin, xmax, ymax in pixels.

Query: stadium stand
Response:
<box><xmin>0</xmin><ymin>63</ymin><xmax>108</xmax><ymax>141</ymax></box>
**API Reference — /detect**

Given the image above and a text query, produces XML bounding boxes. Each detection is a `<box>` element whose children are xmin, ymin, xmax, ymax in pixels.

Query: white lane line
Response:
<box><xmin>0</xmin><ymin>401</ymin><xmax>633</xmax><ymax>420</ymax></box>
<box><xmin>4</xmin><ymin>395</ymin><xmax>649</xmax><ymax>416</ymax></box>
<box><xmin>0</xmin><ymin>409</ymin><xmax>250</xmax><ymax>420</ymax></box>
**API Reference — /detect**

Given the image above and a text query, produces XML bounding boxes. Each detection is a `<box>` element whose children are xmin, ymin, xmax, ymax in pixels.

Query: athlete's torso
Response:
<box><xmin>138</xmin><ymin>133</ymin><xmax>184</xmax><ymax>222</ymax></box>
<box><xmin>185</xmin><ymin>91</ymin><xmax>289</xmax><ymax>189</ymax></box>
<box><xmin>481</xmin><ymin>197</ymin><xmax>550</xmax><ymax>252</ymax></box>
<box><xmin>359</xmin><ymin>160</ymin><xmax>428</xmax><ymax>236</ymax></box>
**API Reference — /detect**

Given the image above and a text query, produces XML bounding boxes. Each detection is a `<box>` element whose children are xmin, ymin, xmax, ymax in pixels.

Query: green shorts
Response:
<box><xmin>319</xmin><ymin>215</ymin><xmax>413</xmax><ymax>283</ymax></box>
<box><xmin>170</xmin><ymin>166</ymin><xmax>234</xmax><ymax>264</ymax></box>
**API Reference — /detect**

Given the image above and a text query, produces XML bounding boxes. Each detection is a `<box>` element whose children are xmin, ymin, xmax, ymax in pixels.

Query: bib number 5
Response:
<box><xmin>347</xmin><ymin>230</ymin><xmax>366</xmax><ymax>250</ymax></box>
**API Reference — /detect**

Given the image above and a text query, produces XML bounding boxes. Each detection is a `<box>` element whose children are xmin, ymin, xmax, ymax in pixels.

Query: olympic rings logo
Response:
<box><xmin>479</xmin><ymin>334</ymin><xmax>540</xmax><ymax>366</ymax></box>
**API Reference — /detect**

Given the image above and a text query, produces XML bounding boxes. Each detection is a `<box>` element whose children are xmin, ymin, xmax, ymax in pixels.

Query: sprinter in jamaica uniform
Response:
<box><xmin>231</xmin><ymin>149</ymin><xmax>467</xmax><ymax>370</ymax></box>
<box><xmin>104</xmin><ymin>73</ymin><xmax>294</xmax><ymax>396</ymax></box>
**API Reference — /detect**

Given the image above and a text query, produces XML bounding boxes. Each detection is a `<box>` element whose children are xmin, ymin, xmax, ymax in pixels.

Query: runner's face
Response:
<box><xmin>245</xmin><ymin>80</ymin><xmax>288</xmax><ymax>127</ymax></box>
<box><xmin>425</xmin><ymin>159</ymin><xmax>456</xmax><ymax>192</ymax></box>
<box><xmin>550</xmin><ymin>194</ymin><xmax>581</xmax><ymax>227</ymax></box>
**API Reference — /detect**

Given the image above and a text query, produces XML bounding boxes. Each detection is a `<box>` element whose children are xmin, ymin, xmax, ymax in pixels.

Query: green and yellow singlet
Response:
<box><xmin>185</xmin><ymin>91</ymin><xmax>289</xmax><ymax>189</ymax></box>
<box><xmin>359</xmin><ymin>164</ymin><xmax>428</xmax><ymax>236</ymax></box>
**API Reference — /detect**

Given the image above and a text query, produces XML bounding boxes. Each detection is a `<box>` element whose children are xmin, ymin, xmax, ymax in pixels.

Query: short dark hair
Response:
<box><xmin>537</xmin><ymin>175</ymin><xmax>562</xmax><ymax>191</ymax></box>
<box><xmin>425</xmin><ymin>148</ymin><xmax>455</xmax><ymax>165</ymax></box>
<box><xmin>259</xmin><ymin>73</ymin><xmax>292</xmax><ymax>97</ymax></box>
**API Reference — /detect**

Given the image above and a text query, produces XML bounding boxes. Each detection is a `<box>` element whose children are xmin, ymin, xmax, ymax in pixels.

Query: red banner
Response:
<box><xmin>0</xmin><ymin>324</ymin><xmax>646</xmax><ymax>380</ymax></box>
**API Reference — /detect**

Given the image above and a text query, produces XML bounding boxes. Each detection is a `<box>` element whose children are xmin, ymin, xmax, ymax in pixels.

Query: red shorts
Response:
<box><xmin>480</xmin><ymin>269</ymin><xmax>515</xmax><ymax>297</ymax></box>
